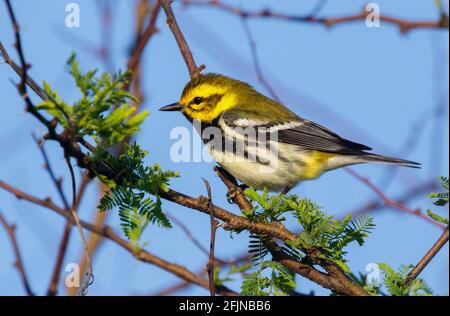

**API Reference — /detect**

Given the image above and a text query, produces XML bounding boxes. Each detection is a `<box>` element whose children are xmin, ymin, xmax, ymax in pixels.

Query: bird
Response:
<box><xmin>159</xmin><ymin>73</ymin><xmax>420</xmax><ymax>195</ymax></box>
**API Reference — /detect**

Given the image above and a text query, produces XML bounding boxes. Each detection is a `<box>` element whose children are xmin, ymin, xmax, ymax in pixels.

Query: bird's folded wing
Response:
<box><xmin>221</xmin><ymin>109</ymin><xmax>371</xmax><ymax>155</ymax></box>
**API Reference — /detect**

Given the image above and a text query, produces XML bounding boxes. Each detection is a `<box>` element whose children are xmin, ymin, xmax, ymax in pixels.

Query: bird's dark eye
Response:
<box><xmin>193</xmin><ymin>97</ymin><xmax>203</xmax><ymax>105</ymax></box>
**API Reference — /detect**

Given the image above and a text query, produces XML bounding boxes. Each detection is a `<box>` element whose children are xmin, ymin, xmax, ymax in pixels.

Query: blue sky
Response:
<box><xmin>0</xmin><ymin>0</ymin><xmax>448</xmax><ymax>295</ymax></box>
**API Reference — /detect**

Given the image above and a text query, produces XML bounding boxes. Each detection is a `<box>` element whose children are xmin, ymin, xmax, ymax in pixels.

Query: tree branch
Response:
<box><xmin>182</xmin><ymin>0</ymin><xmax>449</xmax><ymax>33</ymax></box>
<box><xmin>0</xmin><ymin>212</ymin><xmax>34</xmax><ymax>296</ymax></box>
<box><xmin>161</xmin><ymin>0</ymin><xmax>203</xmax><ymax>78</ymax></box>
<box><xmin>203</xmin><ymin>179</ymin><xmax>219</xmax><ymax>296</ymax></box>
<box><xmin>266</xmin><ymin>240</ymin><xmax>369</xmax><ymax>296</ymax></box>
<box><xmin>345</xmin><ymin>168</ymin><xmax>446</xmax><ymax>229</ymax></box>
<box><xmin>0</xmin><ymin>181</ymin><xmax>237</xmax><ymax>296</ymax></box>
<box><xmin>406</xmin><ymin>226</ymin><xmax>449</xmax><ymax>284</ymax></box>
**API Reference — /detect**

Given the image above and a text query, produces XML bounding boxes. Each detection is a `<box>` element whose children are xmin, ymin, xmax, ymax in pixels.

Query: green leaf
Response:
<box><xmin>378</xmin><ymin>263</ymin><xmax>433</xmax><ymax>296</ymax></box>
<box><xmin>426</xmin><ymin>209</ymin><xmax>449</xmax><ymax>225</ymax></box>
<box><xmin>126</xmin><ymin>111</ymin><xmax>149</xmax><ymax>127</ymax></box>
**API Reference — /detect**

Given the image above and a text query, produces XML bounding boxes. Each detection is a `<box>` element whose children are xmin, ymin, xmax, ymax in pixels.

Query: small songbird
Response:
<box><xmin>160</xmin><ymin>73</ymin><xmax>419</xmax><ymax>194</ymax></box>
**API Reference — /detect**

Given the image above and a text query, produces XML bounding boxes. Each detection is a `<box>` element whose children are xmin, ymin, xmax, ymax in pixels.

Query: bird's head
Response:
<box><xmin>159</xmin><ymin>73</ymin><xmax>256</xmax><ymax>123</ymax></box>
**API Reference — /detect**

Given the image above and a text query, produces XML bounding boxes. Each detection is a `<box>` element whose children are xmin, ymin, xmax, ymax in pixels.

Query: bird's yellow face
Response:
<box><xmin>179</xmin><ymin>83</ymin><xmax>237</xmax><ymax>122</ymax></box>
<box><xmin>159</xmin><ymin>73</ymin><xmax>251</xmax><ymax>123</ymax></box>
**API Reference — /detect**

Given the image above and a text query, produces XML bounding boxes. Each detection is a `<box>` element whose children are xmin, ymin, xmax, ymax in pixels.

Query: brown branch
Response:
<box><xmin>3</xmin><ymin>0</ymin><xmax>52</xmax><ymax>129</ymax></box>
<box><xmin>0</xmin><ymin>212</ymin><xmax>34</xmax><ymax>296</ymax></box>
<box><xmin>345</xmin><ymin>168</ymin><xmax>446</xmax><ymax>229</ymax></box>
<box><xmin>266</xmin><ymin>240</ymin><xmax>369</xmax><ymax>296</ymax></box>
<box><xmin>182</xmin><ymin>0</ymin><xmax>449</xmax><ymax>33</ymax></box>
<box><xmin>212</xmin><ymin>169</ymin><xmax>369</xmax><ymax>296</ymax></box>
<box><xmin>0</xmin><ymin>42</ymin><xmax>46</xmax><ymax>100</ymax></box>
<box><xmin>0</xmin><ymin>181</ymin><xmax>237</xmax><ymax>296</ymax></box>
<box><xmin>161</xmin><ymin>0</ymin><xmax>203</xmax><ymax>78</ymax></box>
<box><xmin>203</xmin><ymin>179</ymin><xmax>219</xmax><ymax>296</ymax></box>
<box><xmin>406</xmin><ymin>226</ymin><xmax>449</xmax><ymax>284</ymax></box>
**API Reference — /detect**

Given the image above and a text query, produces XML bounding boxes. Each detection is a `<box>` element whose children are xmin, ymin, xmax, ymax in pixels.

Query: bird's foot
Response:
<box><xmin>226</xmin><ymin>184</ymin><xmax>249</xmax><ymax>204</ymax></box>
<box><xmin>276</xmin><ymin>186</ymin><xmax>293</xmax><ymax>200</ymax></box>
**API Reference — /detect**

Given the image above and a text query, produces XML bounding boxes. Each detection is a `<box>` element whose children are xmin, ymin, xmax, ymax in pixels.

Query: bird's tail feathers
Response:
<box><xmin>358</xmin><ymin>153</ymin><xmax>421</xmax><ymax>168</ymax></box>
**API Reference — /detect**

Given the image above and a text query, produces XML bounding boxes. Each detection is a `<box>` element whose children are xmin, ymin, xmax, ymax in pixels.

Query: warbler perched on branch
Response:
<box><xmin>160</xmin><ymin>73</ymin><xmax>419</xmax><ymax>194</ymax></box>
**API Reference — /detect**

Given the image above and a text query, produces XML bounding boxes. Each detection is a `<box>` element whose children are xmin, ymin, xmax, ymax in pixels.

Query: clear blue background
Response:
<box><xmin>0</xmin><ymin>0</ymin><xmax>448</xmax><ymax>295</ymax></box>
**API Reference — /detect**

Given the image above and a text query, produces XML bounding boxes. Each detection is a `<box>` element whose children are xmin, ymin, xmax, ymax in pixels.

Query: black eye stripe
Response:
<box><xmin>189</xmin><ymin>94</ymin><xmax>224</xmax><ymax>106</ymax></box>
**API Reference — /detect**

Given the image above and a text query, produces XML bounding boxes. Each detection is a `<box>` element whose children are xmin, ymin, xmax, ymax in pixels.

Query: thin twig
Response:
<box><xmin>341</xmin><ymin>180</ymin><xmax>438</xmax><ymax>221</ymax></box>
<box><xmin>202</xmin><ymin>179</ymin><xmax>219</xmax><ymax>296</ymax></box>
<box><xmin>406</xmin><ymin>226</ymin><xmax>449</xmax><ymax>284</ymax></box>
<box><xmin>65</xmin><ymin>157</ymin><xmax>93</xmax><ymax>295</ymax></box>
<box><xmin>67</xmin><ymin>183</ymin><xmax>108</xmax><ymax>296</ymax></box>
<box><xmin>345</xmin><ymin>168</ymin><xmax>446</xmax><ymax>229</ymax></box>
<box><xmin>33</xmin><ymin>135</ymin><xmax>70</xmax><ymax>209</ymax></box>
<box><xmin>47</xmin><ymin>223</ymin><xmax>71</xmax><ymax>296</ymax></box>
<box><xmin>0</xmin><ymin>42</ymin><xmax>47</xmax><ymax>100</ymax></box>
<box><xmin>0</xmin><ymin>212</ymin><xmax>34</xmax><ymax>296</ymax></box>
<box><xmin>3</xmin><ymin>0</ymin><xmax>52</xmax><ymax>128</ymax></box>
<box><xmin>161</xmin><ymin>0</ymin><xmax>203</xmax><ymax>78</ymax></box>
<box><xmin>182</xmin><ymin>0</ymin><xmax>449</xmax><ymax>33</ymax></box>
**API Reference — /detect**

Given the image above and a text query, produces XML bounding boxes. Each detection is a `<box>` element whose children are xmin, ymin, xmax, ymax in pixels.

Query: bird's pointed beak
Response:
<box><xmin>159</xmin><ymin>102</ymin><xmax>183</xmax><ymax>112</ymax></box>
